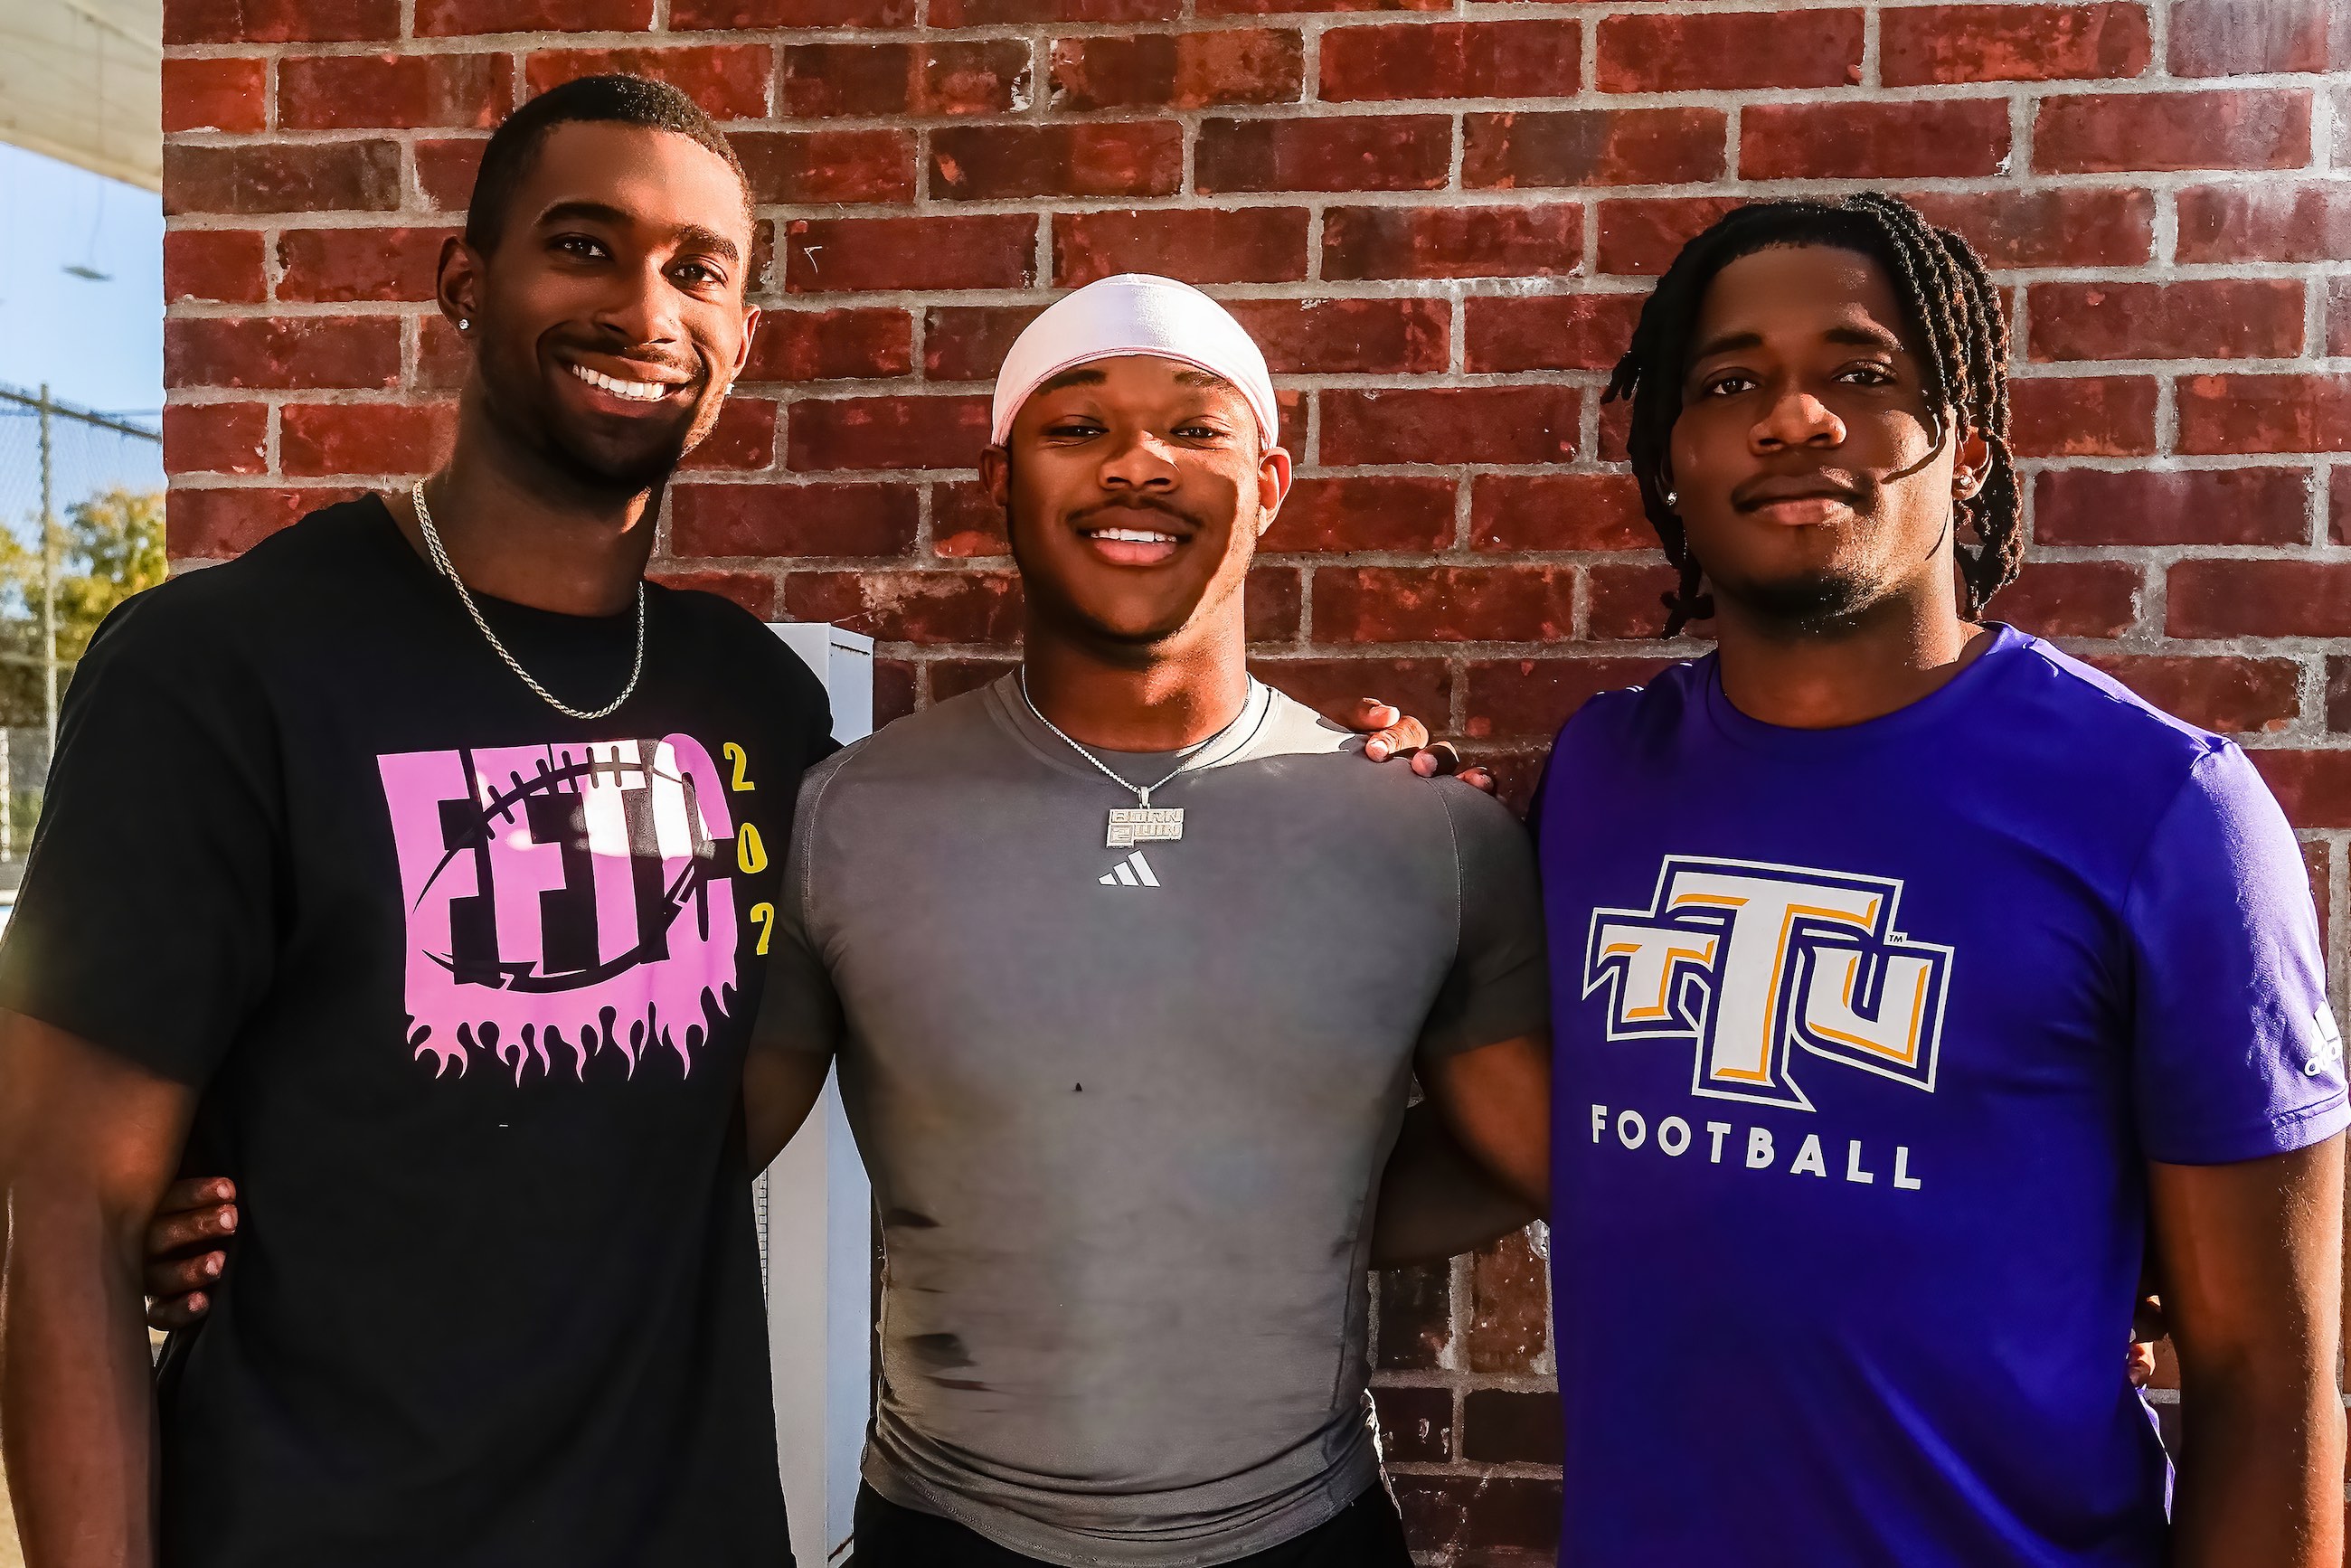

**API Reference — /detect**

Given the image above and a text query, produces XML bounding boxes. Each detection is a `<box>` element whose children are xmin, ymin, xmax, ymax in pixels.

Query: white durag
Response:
<box><xmin>989</xmin><ymin>273</ymin><xmax>1279</xmax><ymax>448</ymax></box>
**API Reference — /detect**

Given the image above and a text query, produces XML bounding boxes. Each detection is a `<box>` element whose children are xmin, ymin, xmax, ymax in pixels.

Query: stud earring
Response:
<box><xmin>1663</xmin><ymin>489</ymin><xmax>1679</xmax><ymax>508</ymax></box>
<box><xmin>458</xmin><ymin>317</ymin><xmax>470</xmax><ymax>332</ymax></box>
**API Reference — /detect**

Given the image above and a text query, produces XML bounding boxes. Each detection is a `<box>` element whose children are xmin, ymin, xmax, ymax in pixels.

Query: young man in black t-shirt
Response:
<box><xmin>0</xmin><ymin>77</ymin><xmax>827</xmax><ymax>1568</ymax></box>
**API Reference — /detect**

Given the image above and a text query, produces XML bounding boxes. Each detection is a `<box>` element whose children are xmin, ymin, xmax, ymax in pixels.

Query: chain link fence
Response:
<box><xmin>0</xmin><ymin>383</ymin><xmax>162</xmax><ymax>883</ymax></box>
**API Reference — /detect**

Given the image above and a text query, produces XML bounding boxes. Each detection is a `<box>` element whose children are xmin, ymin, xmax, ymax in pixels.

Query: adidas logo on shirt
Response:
<box><xmin>1099</xmin><ymin>851</ymin><xmax>1160</xmax><ymax>888</ymax></box>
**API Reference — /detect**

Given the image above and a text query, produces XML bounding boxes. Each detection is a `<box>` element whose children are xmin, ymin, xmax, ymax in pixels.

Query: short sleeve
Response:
<box><xmin>747</xmin><ymin>760</ymin><xmax>849</xmax><ymax>1062</ymax></box>
<box><xmin>2128</xmin><ymin>744</ymin><xmax>2350</xmax><ymax>1165</ymax></box>
<box><xmin>1419</xmin><ymin>781</ymin><xmax>1552</xmax><ymax>1060</ymax></box>
<box><xmin>0</xmin><ymin>591</ymin><xmax>281</xmax><ymax>1085</ymax></box>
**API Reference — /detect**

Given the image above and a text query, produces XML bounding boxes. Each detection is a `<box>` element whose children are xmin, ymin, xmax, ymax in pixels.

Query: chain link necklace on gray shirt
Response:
<box><xmin>410</xmin><ymin>479</ymin><xmax>647</xmax><ymax>722</ymax></box>
<box><xmin>1015</xmin><ymin>666</ymin><xmax>1271</xmax><ymax>848</ymax></box>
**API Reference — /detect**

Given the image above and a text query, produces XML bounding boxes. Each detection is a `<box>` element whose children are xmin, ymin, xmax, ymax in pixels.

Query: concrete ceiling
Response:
<box><xmin>0</xmin><ymin>0</ymin><xmax>160</xmax><ymax>191</ymax></box>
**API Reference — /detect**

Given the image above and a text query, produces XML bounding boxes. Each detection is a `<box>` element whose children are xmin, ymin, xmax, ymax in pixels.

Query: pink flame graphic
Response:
<box><xmin>378</xmin><ymin>736</ymin><xmax>741</xmax><ymax>1084</ymax></box>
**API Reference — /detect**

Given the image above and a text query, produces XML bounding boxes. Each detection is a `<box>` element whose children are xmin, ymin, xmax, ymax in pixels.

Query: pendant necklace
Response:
<box><xmin>411</xmin><ymin>479</ymin><xmax>647</xmax><ymax>722</ymax></box>
<box><xmin>1017</xmin><ymin>667</ymin><xmax>1268</xmax><ymax>848</ymax></box>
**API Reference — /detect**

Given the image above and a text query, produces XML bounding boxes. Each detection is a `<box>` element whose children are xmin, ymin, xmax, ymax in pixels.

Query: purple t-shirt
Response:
<box><xmin>1535</xmin><ymin>625</ymin><xmax>2347</xmax><ymax>1566</ymax></box>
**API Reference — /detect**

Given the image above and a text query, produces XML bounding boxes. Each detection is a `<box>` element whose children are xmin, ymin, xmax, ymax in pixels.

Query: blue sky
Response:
<box><xmin>0</xmin><ymin>143</ymin><xmax>165</xmax><ymax>539</ymax></box>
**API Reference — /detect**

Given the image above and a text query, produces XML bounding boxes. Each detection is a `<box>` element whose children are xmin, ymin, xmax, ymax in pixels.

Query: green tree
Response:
<box><xmin>0</xmin><ymin>487</ymin><xmax>166</xmax><ymax>729</ymax></box>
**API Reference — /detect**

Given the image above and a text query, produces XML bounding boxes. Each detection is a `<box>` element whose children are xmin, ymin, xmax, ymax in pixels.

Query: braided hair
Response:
<box><xmin>1602</xmin><ymin>193</ymin><xmax>2022</xmax><ymax>638</ymax></box>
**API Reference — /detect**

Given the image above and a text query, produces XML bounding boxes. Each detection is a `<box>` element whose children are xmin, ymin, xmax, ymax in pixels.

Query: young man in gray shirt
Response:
<box><xmin>752</xmin><ymin>274</ymin><xmax>1552</xmax><ymax>1566</ymax></box>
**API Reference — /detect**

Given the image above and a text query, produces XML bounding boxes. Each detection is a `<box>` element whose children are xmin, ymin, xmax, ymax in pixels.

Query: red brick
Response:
<box><xmin>1468</xmin><ymin>1228</ymin><xmax>1550</xmax><ymax>1373</ymax></box>
<box><xmin>786</xmin><ymin>395</ymin><xmax>992</xmax><ymax>472</ymax></box>
<box><xmin>1473</xmin><ymin>474</ymin><xmax>1648</xmax><ymax>552</ymax></box>
<box><xmin>932</xmin><ymin>0</ymin><xmax>1175</xmax><ymax>24</ymax></box>
<box><xmin>2034</xmin><ymin>90</ymin><xmax>2311</xmax><ymax>174</ymax></box>
<box><xmin>2168</xmin><ymin>0</ymin><xmax>2347</xmax><ymax>77</ymax></box>
<box><xmin>1201</xmin><ymin>0</ymin><xmax>1440</xmax><ymax>16</ymax></box>
<box><xmin>678</xmin><ymin>399</ymin><xmax>778</xmax><ymax>472</ymax></box>
<box><xmin>1587</xmin><ymin>562</ymin><xmax>1709</xmax><ymax>642</ymax></box>
<box><xmin>1741</xmin><ymin>99</ymin><xmax>2011</xmax><ymax>181</ymax></box>
<box><xmin>279</xmin><ymin>401</ymin><xmax>456</xmax><ymax>477</ymax></box>
<box><xmin>2332</xmin><ymin>280</ymin><xmax>2351</xmax><ymax>359</ymax></box>
<box><xmin>1321</xmin><ymin>20</ymin><xmax>1580</xmax><ymax>102</ymax></box>
<box><xmin>1254</xmin><ymin>658</ymin><xmax>1452</xmax><ymax>732</ymax></box>
<box><xmin>274</xmin><ymin>227</ymin><xmax>455</xmax><ymax>304</ymax></box>
<box><xmin>1466</xmin><ymin>295</ymin><xmax>1641</xmax><ymax>374</ymax></box>
<box><xmin>2336</xmin><ymin>468</ymin><xmax>2351</xmax><ymax>545</ymax></box>
<box><xmin>163</xmin><ymin>58</ymin><xmax>267</xmax><ymax>134</ymax></box>
<box><xmin>675</xmin><ymin>0</ymin><xmax>911</xmax><ymax>25</ymax></box>
<box><xmin>671</xmin><ymin>482</ymin><xmax>917</xmax><ymax>557</ymax></box>
<box><xmin>1988</xmin><ymin>561</ymin><xmax>2143</xmax><ymax>639</ymax></box>
<box><xmin>1462</xmin><ymin>1389</ymin><xmax>1563</xmax><ymax>1466</ymax></box>
<box><xmin>2167</xmin><ymin>560</ymin><xmax>2351</xmax><ymax>638</ymax></box>
<box><xmin>745</xmin><ymin>309</ymin><xmax>912</xmax><ymax>383</ymax></box>
<box><xmin>1594</xmin><ymin>197</ymin><xmax>1746</xmax><ymax>276</ymax></box>
<box><xmin>417</xmin><ymin>0</ymin><xmax>647</xmax><ymax>31</ymax></box>
<box><xmin>930</xmin><ymin>480</ymin><xmax>1007</xmax><ymax>560</ymax></box>
<box><xmin>164</xmin><ymin>141</ymin><xmax>401</xmax><ymax>216</ymax></box>
<box><xmin>1393</xmin><ymin>1476</ymin><xmax>1561</xmax><ymax>1554</ymax></box>
<box><xmin>783</xmin><ymin>215</ymin><xmax>1038</xmax><ymax>294</ymax></box>
<box><xmin>2081</xmin><ymin>655</ymin><xmax>2302</xmax><ymax>735</ymax></box>
<box><xmin>737</xmin><ymin>129</ymin><xmax>916</xmax><ymax>205</ymax></box>
<box><xmin>2248</xmin><ymin>752</ymin><xmax>2351</xmax><ymax>832</ymax></box>
<box><xmin>930</xmin><ymin>122</ymin><xmax>1182</xmax><ymax>202</ymax></box>
<box><xmin>1598</xmin><ymin>10</ymin><xmax>1862</xmax><ymax>92</ymax></box>
<box><xmin>921</xmin><ymin>307</ymin><xmax>1043</xmax><ymax>383</ymax></box>
<box><xmin>165</xmin><ymin>318</ymin><xmax>402</xmax><ymax>392</ymax></box>
<box><xmin>782</xmin><ymin>41</ymin><xmax>1029</xmax><ymax>118</ymax></box>
<box><xmin>1370</xmin><ymin>1384</ymin><xmax>1453</xmax><ymax>1466</ymax></box>
<box><xmin>2329</xmin><ymin>656</ymin><xmax>2351</xmax><ymax>729</ymax></box>
<box><xmin>1260</xmin><ymin>475</ymin><xmax>1454</xmax><ymax>553</ymax></box>
<box><xmin>1053</xmin><ymin>31</ymin><xmax>1302</xmax><ymax>110</ymax></box>
<box><xmin>414</xmin><ymin>139</ymin><xmax>486</xmax><ymax>212</ymax></box>
<box><xmin>2178</xmin><ymin>184</ymin><xmax>2351</xmax><ymax>265</ymax></box>
<box><xmin>167</xmin><ymin>0</ymin><xmax>394</xmax><ymax>43</ymax></box>
<box><xmin>1465</xmin><ymin>109</ymin><xmax>1727</xmax><ymax>191</ymax></box>
<box><xmin>524</xmin><ymin>48</ymin><xmax>770</xmax><ymax>118</ymax></box>
<box><xmin>1322</xmin><ymin>387</ymin><xmax>1579</xmax><ymax>467</ymax></box>
<box><xmin>420</xmin><ymin>316</ymin><xmax>470</xmax><ymax>392</ymax></box>
<box><xmin>782</xmin><ymin>570</ymin><xmax>1023</xmax><ymax>645</ymax></box>
<box><xmin>2029</xmin><ymin>280</ymin><xmax>2303</xmax><ymax>363</ymax></box>
<box><xmin>1053</xmin><ymin>207</ymin><xmax>1309</xmax><ymax>286</ymax></box>
<box><xmin>1322</xmin><ymin>205</ymin><xmax>1580</xmax><ymax>282</ymax></box>
<box><xmin>648</xmin><ymin>570</ymin><xmax>776</xmax><ymax>618</ymax></box>
<box><xmin>418</xmin><ymin>0</ymin><xmax>648</xmax><ymax>29</ymax></box>
<box><xmin>1882</xmin><ymin>4</ymin><xmax>2151</xmax><ymax>86</ymax></box>
<box><xmin>1195</xmin><ymin>115</ymin><xmax>1450</xmax><ymax>194</ymax></box>
<box><xmin>279</xmin><ymin>52</ymin><xmax>508</xmax><ymax>130</ymax></box>
<box><xmin>1251</xmin><ymin>569</ymin><xmax>1304</xmax><ymax>643</ymax></box>
<box><xmin>164</xmin><ymin>404</ymin><xmax>269</xmax><ymax>477</ymax></box>
<box><xmin>1315</xmin><ymin>565</ymin><xmax>1576</xmax><ymax>644</ymax></box>
<box><xmin>2035</xmin><ymin>468</ymin><xmax>2311</xmax><ymax>547</ymax></box>
<box><xmin>2008</xmin><ymin>377</ymin><xmax>2158</xmax><ymax>458</ymax></box>
<box><xmin>168</xmin><ymin>486</ymin><xmax>354</xmax><ymax>558</ymax></box>
<box><xmin>165</xmin><ymin>230</ymin><xmax>268</xmax><ymax>305</ymax></box>
<box><xmin>1375</xmin><ymin>1262</ymin><xmax>1451</xmax><ymax>1371</ymax></box>
<box><xmin>1225</xmin><ymin>298</ymin><xmax>1449</xmax><ymax>376</ymax></box>
<box><xmin>2178</xmin><ymin>375</ymin><xmax>2351</xmax><ymax>455</ymax></box>
<box><xmin>1905</xmin><ymin>188</ymin><xmax>2156</xmax><ymax>269</ymax></box>
<box><xmin>1464</xmin><ymin>656</ymin><xmax>1669</xmax><ymax>740</ymax></box>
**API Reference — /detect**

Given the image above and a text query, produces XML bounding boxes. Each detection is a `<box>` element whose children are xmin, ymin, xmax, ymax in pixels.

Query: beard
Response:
<box><xmin>477</xmin><ymin>340</ymin><xmax>708</xmax><ymax>497</ymax></box>
<box><xmin>1718</xmin><ymin>564</ymin><xmax>1883</xmax><ymax>637</ymax></box>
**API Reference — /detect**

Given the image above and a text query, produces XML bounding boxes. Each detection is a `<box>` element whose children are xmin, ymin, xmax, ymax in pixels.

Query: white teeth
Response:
<box><xmin>1091</xmin><ymin>527</ymin><xmax>1176</xmax><ymax>544</ymax></box>
<box><xmin>569</xmin><ymin>363</ymin><xmax>672</xmax><ymax>402</ymax></box>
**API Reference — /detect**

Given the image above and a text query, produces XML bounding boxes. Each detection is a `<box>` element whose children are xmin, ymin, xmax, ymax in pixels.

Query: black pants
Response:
<box><xmin>849</xmin><ymin>1483</ymin><xmax>1413</xmax><ymax>1568</ymax></box>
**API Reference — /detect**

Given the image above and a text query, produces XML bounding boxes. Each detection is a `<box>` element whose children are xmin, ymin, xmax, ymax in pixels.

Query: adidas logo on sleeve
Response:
<box><xmin>1099</xmin><ymin>851</ymin><xmax>1160</xmax><ymax>888</ymax></box>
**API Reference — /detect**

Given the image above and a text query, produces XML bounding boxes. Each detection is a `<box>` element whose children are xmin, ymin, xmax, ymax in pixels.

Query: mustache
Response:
<box><xmin>1731</xmin><ymin>472</ymin><xmax>1874</xmax><ymax>513</ymax></box>
<box><xmin>1069</xmin><ymin>495</ymin><xmax>1200</xmax><ymax>531</ymax></box>
<box><xmin>551</xmin><ymin>335</ymin><xmax>705</xmax><ymax>385</ymax></box>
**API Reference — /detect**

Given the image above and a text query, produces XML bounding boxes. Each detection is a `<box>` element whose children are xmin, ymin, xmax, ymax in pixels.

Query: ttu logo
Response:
<box><xmin>1583</xmin><ymin>856</ymin><xmax>1953</xmax><ymax>1111</ymax></box>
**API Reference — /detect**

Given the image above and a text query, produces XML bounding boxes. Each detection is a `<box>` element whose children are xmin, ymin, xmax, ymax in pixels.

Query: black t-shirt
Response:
<box><xmin>0</xmin><ymin>496</ymin><xmax>833</xmax><ymax>1567</ymax></box>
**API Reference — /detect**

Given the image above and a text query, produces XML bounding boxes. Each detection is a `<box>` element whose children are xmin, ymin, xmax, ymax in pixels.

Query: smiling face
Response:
<box><xmin>1666</xmin><ymin>243</ymin><xmax>1984</xmax><ymax>631</ymax></box>
<box><xmin>984</xmin><ymin>354</ymin><xmax>1290</xmax><ymax>653</ymax></box>
<box><xmin>441</xmin><ymin>118</ymin><xmax>758</xmax><ymax>496</ymax></box>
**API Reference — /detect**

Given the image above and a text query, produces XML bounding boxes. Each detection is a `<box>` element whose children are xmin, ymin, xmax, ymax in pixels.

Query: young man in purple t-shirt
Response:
<box><xmin>1531</xmin><ymin>194</ymin><xmax>2345</xmax><ymax>1564</ymax></box>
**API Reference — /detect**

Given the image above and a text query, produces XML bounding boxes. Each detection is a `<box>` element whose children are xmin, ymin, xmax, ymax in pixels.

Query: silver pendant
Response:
<box><xmin>1108</xmin><ymin>807</ymin><xmax>1184</xmax><ymax>848</ymax></box>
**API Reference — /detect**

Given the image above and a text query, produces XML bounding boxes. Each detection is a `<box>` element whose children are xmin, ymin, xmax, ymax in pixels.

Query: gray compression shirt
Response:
<box><xmin>755</xmin><ymin>675</ymin><xmax>1548</xmax><ymax>1566</ymax></box>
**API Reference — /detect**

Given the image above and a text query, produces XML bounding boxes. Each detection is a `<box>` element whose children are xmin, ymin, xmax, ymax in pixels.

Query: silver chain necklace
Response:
<box><xmin>411</xmin><ymin>480</ymin><xmax>647</xmax><ymax>723</ymax></box>
<box><xmin>1017</xmin><ymin>666</ymin><xmax>1267</xmax><ymax>848</ymax></box>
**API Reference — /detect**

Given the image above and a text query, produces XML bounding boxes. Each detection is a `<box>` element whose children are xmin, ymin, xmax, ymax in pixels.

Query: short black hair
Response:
<box><xmin>1603</xmin><ymin>193</ymin><xmax>2022</xmax><ymax>637</ymax></box>
<box><xmin>464</xmin><ymin>73</ymin><xmax>751</xmax><ymax>257</ymax></box>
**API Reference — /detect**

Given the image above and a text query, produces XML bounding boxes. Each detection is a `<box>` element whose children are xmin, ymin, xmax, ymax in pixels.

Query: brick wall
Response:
<box><xmin>160</xmin><ymin>0</ymin><xmax>2351</xmax><ymax>1558</ymax></box>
